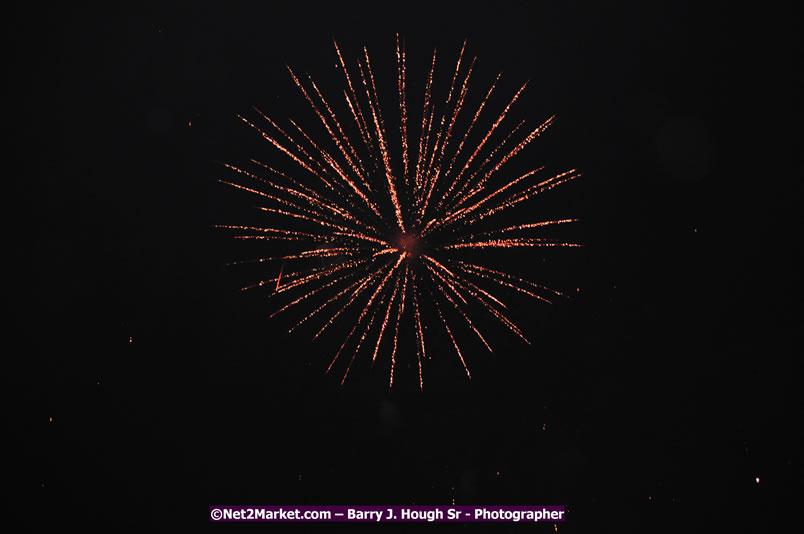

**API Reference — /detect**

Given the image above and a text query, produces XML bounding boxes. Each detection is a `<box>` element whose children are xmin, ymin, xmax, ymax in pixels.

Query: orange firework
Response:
<box><xmin>220</xmin><ymin>36</ymin><xmax>582</xmax><ymax>389</ymax></box>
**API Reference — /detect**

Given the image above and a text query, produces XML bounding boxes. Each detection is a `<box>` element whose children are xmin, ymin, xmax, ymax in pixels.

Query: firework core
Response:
<box><xmin>395</xmin><ymin>232</ymin><xmax>422</xmax><ymax>258</ymax></box>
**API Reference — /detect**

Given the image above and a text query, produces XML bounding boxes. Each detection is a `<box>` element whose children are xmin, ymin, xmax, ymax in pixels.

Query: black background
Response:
<box><xmin>10</xmin><ymin>2</ymin><xmax>800</xmax><ymax>532</ymax></box>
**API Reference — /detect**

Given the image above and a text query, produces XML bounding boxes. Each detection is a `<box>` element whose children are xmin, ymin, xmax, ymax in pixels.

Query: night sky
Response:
<box><xmin>11</xmin><ymin>2</ymin><xmax>800</xmax><ymax>532</ymax></box>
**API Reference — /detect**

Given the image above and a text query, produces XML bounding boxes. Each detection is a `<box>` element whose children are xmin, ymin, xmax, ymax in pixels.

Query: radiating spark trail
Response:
<box><xmin>396</xmin><ymin>34</ymin><xmax>409</xmax><ymax>184</ymax></box>
<box><xmin>339</xmin><ymin>285</ymin><xmax>388</xmax><ymax>384</ymax></box>
<box><xmin>411</xmin><ymin>274</ymin><xmax>426</xmax><ymax>388</ymax></box>
<box><xmin>428</xmin><ymin>266</ymin><xmax>493</xmax><ymax>353</ymax></box>
<box><xmin>433</xmin><ymin>297</ymin><xmax>472</xmax><ymax>379</ymax></box>
<box><xmin>221</xmin><ymin>37</ymin><xmax>581</xmax><ymax>388</ymax></box>
<box><xmin>314</xmin><ymin>257</ymin><xmax>400</xmax><ymax>340</ymax></box>
<box><xmin>441</xmin><ymin>238</ymin><xmax>583</xmax><ymax>250</ymax></box>
<box><xmin>360</xmin><ymin>48</ymin><xmax>406</xmax><ymax>232</ymax></box>
<box><xmin>444</xmin><ymin>81</ymin><xmax>530</xmax><ymax>199</ymax></box>
<box><xmin>422</xmin><ymin>254</ymin><xmax>527</xmax><ymax>339</ymax></box>
<box><xmin>431</xmin><ymin>72</ymin><xmax>501</xmax><ymax>213</ymax></box>
<box><xmin>456</xmin><ymin>261</ymin><xmax>568</xmax><ymax>299</ymax></box>
<box><xmin>388</xmin><ymin>264</ymin><xmax>409</xmax><ymax>389</ymax></box>
<box><xmin>459</xmin><ymin>219</ymin><xmax>580</xmax><ymax>241</ymax></box>
<box><xmin>414</xmin><ymin>49</ymin><xmax>437</xmax><ymax>193</ymax></box>
<box><xmin>327</xmin><ymin>254</ymin><xmax>404</xmax><ymax>372</ymax></box>
<box><xmin>372</xmin><ymin>265</ymin><xmax>402</xmax><ymax>364</ymax></box>
<box><xmin>419</xmin><ymin>42</ymin><xmax>469</xmax><ymax>216</ymax></box>
<box><xmin>269</xmin><ymin>262</ymin><xmax>369</xmax><ymax>318</ymax></box>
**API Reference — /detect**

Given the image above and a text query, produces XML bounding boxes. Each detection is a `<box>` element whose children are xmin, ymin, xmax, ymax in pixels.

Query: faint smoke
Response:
<box><xmin>655</xmin><ymin>116</ymin><xmax>713</xmax><ymax>182</ymax></box>
<box><xmin>379</xmin><ymin>399</ymin><xmax>400</xmax><ymax>435</ymax></box>
<box><xmin>456</xmin><ymin>469</ymin><xmax>478</xmax><ymax>501</ymax></box>
<box><xmin>147</xmin><ymin>108</ymin><xmax>173</xmax><ymax>138</ymax></box>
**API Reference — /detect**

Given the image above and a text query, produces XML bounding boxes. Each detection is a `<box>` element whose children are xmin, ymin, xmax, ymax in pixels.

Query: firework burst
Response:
<box><xmin>220</xmin><ymin>36</ymin><xmax>582</xmax><ymax>389</ymax></box>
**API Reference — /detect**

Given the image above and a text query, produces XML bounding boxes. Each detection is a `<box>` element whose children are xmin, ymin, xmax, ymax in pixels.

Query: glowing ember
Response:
<box><xmin>221</xmin><ymin>35</ymin><xmax>581</xmax><ymax>389</ymax></box>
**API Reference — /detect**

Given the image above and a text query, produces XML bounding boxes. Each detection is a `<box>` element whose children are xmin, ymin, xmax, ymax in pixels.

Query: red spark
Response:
<box><xmin>275</xmin><ymin>262</ymin><xmax>285</xmax><ymax>292</ymax></box>
<box><xmin>221</xmin><ymin>36</ymin><xmax>581</xmax><ymax>389</ymax></box>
